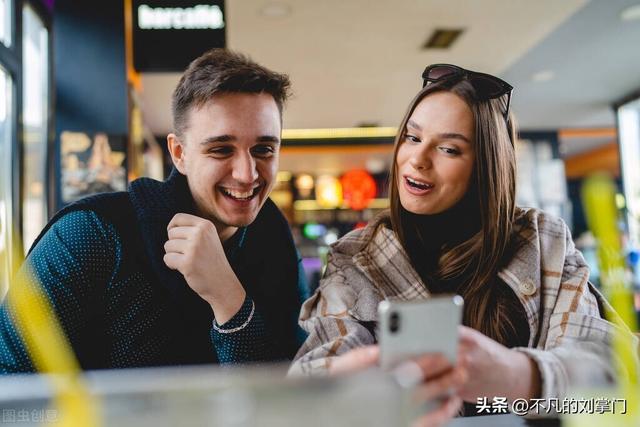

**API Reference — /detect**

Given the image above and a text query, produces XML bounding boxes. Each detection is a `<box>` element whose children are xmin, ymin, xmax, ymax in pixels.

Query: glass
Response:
<box><xmin>618</xmin><ymin>98</ymin><xmax>640</xmax><ymax>251</ymax></box>
<box><xmin>0</xmin><ymin>65</ymin><xmax>13</xmax><ymax>298</ymax></box>
<box><xmin>0</xmin><ymin>0</ymin><xmax>11</xmax><ymax>46</ymax></box>
<box><xmin>0</xmin><ymin>364</ymin><xmax>409</xmax><ymax>426</ymax></box>
<box><xmin>21</xmin><ymin>5</ymin><xmax>49</xmax><ymax>252</ymax></box>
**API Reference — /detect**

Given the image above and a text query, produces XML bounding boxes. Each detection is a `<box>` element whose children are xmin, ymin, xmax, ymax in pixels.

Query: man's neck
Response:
<box><xmin>217</xmin><ymin>225</ymin><xmax>239</xmax><ymax>242</ymax></box>
<box><xmin>193</xmin><ymin>206</ymin><xmax>238</xmax><ymax>242</ymax></box>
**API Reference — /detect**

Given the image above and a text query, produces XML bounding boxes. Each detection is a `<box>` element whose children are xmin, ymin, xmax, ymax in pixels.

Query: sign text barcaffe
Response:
<box><xmin>133</xmin><ymin>1</ymin><xmax>226</xmax><ymax>71</ymax></box>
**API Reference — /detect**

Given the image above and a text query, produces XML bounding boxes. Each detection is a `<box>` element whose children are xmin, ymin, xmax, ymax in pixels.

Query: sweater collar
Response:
<box><xmin>350</xmin><ymin>208</ymin><xmax>539</xmax><ymax>303</ymax></box>
<box><xmin>127</xmin><ymin>168</ymin><xmax>245</xmax><ymax>302</ymax></box>
<box><xmin>401</xmin><ymin>185</ymin><xmax>481</xmax><ymax>255</ymax></box>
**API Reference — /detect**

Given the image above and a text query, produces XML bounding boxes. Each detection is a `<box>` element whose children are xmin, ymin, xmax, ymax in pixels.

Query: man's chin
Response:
<box><xmin>208</xmin><ymin>197</ymin><xmax>267</xmax><ymax>228</ymax></box>
<box><xmin>221</xmin><ymin>213</ymin><xmax>259</xmax><ymax>228</ymax></box>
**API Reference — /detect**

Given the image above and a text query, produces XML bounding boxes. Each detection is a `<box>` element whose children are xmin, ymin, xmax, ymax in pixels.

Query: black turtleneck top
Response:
<box><xmin>400</xmin><ymin>189</ymin><xmax>530</xmax><ymax>349</ymax></box>
<box><xmin>400</xmin><ymin>190</ymin><xmax>530</xmax><ymax>417</ymax></box>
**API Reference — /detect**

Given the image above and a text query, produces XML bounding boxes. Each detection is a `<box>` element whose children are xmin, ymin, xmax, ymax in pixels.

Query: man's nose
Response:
<box><xmin>231</xmin><ymin>152</ymin><xmax>259</xmax><ymax>184</ymax></box>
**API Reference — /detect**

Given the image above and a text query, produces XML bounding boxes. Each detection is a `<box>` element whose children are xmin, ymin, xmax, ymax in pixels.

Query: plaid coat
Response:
<box><xmin>290</xmin><ymin>208</ymin><xmax>635</xmax><ymax>403</ymax></box>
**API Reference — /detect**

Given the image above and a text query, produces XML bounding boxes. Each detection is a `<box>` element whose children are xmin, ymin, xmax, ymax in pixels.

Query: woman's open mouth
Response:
<box><xmin>404</xmin><ymin>176</ymin><xmax>434</xmax><ymax>195</ymax></box>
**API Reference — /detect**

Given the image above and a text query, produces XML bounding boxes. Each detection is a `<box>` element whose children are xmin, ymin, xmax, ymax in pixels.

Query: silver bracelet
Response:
<box><xmin>212</xmin><ymin>300</ymin><xmax>255</xmax><ymax>334</ymax></box>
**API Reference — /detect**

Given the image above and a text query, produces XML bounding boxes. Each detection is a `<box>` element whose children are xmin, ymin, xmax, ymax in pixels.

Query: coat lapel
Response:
<box><xmin>127</xmin><ymin>168</ymin><xmax>215</xmax><ymax>360</ymax></box>
<box><xmin>352</xmin><ymin>213</ymin><xmax>430</xmax><ymax>301</ymax></box>
<box><xmin>497</xmin><ymin>208</ymin><xmax>553</xmax><ymax>347</ymax></box>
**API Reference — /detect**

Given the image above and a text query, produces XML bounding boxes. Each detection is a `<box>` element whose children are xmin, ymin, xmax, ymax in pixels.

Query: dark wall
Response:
<box><xmin>53</xmin><ymin>0</ymin><xmax>127</xmax><ymax>209</ymax></box>
<box><xmin>519</xmin><ymin>130</ymin><xmax>560</xmax><ymax>157</ymax></box>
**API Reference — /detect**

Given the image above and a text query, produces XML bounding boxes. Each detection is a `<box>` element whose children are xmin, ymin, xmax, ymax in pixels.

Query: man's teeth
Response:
<box><xmin>222</xmin><ymin>188</ymin><xmax>257</xmax><ymax>199</ymax></box>
<box><xmin>406</xmin><ymin>177</ymin><xmax>432</xmax><ymax>189</ymax></box>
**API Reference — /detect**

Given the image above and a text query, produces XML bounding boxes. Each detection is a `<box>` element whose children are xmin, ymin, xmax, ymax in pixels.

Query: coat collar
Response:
<box><xmin>127</xmin><ymin>169</ymin><xmax>211</xmax><ymax>328</ymax></box>
<box><xmin>127</xmin><ymin>168</ymin><xmax>245</xmax><ymax>323</ymax></box>
<box><xmin>350</xmin><ymin>209</ymin><xmax>544</xmax><ymax>345</ymax></box>
<box><xmin>351</xmin><ymin>211</ymin><xmax>429</xmax><ymax>301</ymax></box>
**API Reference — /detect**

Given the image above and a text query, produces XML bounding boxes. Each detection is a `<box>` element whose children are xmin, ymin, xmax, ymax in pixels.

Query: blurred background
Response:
<box><xmin>1</xmin><ymin>0</ymin><xmax>640</xmax><ymax>305</ymax></box>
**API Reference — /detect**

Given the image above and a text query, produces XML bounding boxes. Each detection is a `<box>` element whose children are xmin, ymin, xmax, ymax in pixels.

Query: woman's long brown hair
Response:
<box><xmin>389</xmin><ymin>78</ymin><xmax>518</xmax><ymax>344</ymax></box>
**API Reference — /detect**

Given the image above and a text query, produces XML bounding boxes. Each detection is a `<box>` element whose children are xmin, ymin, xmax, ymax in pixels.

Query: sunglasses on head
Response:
<box><xmin>421</xmin><ymin>64</ymin><xmax>513</xmax><ymax>126</ymax></box>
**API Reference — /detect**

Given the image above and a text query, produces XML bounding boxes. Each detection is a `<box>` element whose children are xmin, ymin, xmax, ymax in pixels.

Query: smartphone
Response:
<box><xmin>377</xmin><ymin>295</ymin><xmax>463</xmax><ymax>370</ymax></box>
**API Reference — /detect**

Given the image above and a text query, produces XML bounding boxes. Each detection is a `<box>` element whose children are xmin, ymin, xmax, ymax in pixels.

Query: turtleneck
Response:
<box><xmin>401</xmin><ymin>186</ymin><xmax>481</xmax><ymax>293</ymax></box>
<box><xmin>400</xmin><ymin>186</ymin><xmax>532</xmax><ymax>360</ymax></box>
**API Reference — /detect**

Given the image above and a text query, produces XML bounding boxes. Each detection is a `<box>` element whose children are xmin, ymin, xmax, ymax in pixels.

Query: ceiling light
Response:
<box><xmin>620</xmin><ymin>3</ymin><xmax>640</xmax><ymax>21</ymax></box>
<box><xmin>260</xmin><ymin>3</ymin><xmax>291</xmax><ymax>18</ymax></box>
<box><xmin>531</xmin><ymin>70</ymin><xmax>554</xmax><ymax>82</ymax></box>
<box><xmin>422</xmin><ymin>29</ymin><xmax>464</xmax><ymax>49</ymax></box>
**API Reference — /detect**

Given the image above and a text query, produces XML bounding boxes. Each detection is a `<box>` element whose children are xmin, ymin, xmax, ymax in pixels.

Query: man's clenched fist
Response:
<box><xmin>164</xmin><ymin>213</ymin><xmax>246</xmax><ymax>324</ymax></box>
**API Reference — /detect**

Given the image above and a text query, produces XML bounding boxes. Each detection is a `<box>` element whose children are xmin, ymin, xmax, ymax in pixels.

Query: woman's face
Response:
<box><xmin>396</xmin><ymin>91</ymin><xmax>476</xmax><ymax>215</ymax></box>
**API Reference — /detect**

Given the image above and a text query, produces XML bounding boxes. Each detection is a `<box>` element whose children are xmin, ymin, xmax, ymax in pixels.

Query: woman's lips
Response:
<box><xmin>403</xmin><ymin>176</ymin><xmax>434</xmax><ymax>195</ymax></box>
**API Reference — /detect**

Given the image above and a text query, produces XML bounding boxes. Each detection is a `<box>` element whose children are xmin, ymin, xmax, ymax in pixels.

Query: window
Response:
<box><xmin>22</xmin><ymin>4</ymin><xmax>48</xmax><ymax>251</ymax></box>
<box><xmin>0</xmin><ymin>0</ymin><xmax>11</xmax><ymax>46</ymax></box>
<box><xmin>0</xmin><ymin>65</ymin><xmax>13</xmax><ymax>297</ymax></box>
<box><xmin>618</xmin><ymin>97</ymin><xmax>640</xmax><ymax>250</ymax></box>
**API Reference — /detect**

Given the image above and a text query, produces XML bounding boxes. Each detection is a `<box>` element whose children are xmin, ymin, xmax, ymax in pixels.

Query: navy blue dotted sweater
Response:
<box><xmin>0</xmin><ymin>170</ymin><xmax>308</xmax><ymax>373</ymax></box>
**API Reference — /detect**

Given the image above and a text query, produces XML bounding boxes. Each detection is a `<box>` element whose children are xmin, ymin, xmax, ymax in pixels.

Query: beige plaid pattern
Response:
<box><xmin>290</xmin><ymin>208</ymin><xmax>638</xmax><ymax>405</ymax></box>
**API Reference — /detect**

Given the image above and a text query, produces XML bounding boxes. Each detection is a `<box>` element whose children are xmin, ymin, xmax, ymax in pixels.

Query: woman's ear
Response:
<box><xmin>167</xmin><ymin>133</ymin><xmax>186</xmax><ymax>174</ymax></box>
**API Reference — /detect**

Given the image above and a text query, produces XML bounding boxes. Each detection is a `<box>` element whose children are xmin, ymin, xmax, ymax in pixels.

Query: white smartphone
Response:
<box><xmin>377</xmin><ymin>295</ymin><xmax>463</xmax><ymax>370</ymax></box>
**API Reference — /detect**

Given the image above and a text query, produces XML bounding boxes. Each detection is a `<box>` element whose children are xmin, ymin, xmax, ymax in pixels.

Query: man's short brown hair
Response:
<box><xmin>172</xmin><ymin>48</ymin><xmax>291</xmax><ymax>136</ymax></box>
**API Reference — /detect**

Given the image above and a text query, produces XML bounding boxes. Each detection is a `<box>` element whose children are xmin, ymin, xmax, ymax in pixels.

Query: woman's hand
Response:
<box><xmin>328</xmin><ymin>347</ymin><xmax>466</xmax><ymax>427</ymax></box>
<box><xmin>407</xmin><ymin>354</ymin><xmax>467</xmax><ymax>427</ymax></box>
<box><xmin>327</xmin><ymin>345</ymin><xmax>380</xmax><ymax>376</ymax></box>
<box><xmin>457</xmin><ymin>326</ymin><xmax>541</xmax><ymax>403</ymax></box>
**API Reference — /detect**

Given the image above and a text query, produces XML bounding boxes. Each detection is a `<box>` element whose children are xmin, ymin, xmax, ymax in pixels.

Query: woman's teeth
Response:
<box><xmin>406</xmin><ymin>177</ymin><xmax>432</xmax><ymax>189</ymax></box>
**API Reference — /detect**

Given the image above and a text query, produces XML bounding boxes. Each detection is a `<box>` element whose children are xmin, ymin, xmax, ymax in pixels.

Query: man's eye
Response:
<box><xmin>253</xmin><ymin>145</ymin><xmax>276</xmax><ymax>156</ymax></box>
<box><xmin>208</xmin><ymin>147</ymin><xmax>232</xmax><ymax>156</ymax></box>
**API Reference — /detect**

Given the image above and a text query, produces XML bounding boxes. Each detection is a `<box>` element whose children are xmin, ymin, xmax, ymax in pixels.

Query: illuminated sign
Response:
<box><xmin>341</xmin><ymin>169</ymin><xmax>377</xmax><ymax>210</ymax></box>
<box><xmin>137</xmin><ymin>4</ymin><xmax>224</xmax><ymax>30</ymax></box>
<box><xmin>316</xmin><ymin>175</ymin><xmax>343</xmax><ymax>209</ymax></box>
<box><xmin>132</xmin><ymin>1</ymin><xmax>226</xmax><ymax>72</ymax></box>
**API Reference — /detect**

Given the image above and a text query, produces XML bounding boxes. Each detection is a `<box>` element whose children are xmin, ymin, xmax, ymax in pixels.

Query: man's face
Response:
<box><xmin>168</xmin><ymin>92</ymin><xmax>281</xmax><ymax>240</ymax></box>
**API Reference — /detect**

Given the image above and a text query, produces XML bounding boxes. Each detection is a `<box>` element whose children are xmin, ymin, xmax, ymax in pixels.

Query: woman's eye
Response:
<box><xmin>439</xmin><ymin>146</ymin><xmax>460</xmax><ymax>155</ymax></box>
<box><xmin>404</xmin><ymin>134</ymin><xmax>421</xmax><ymax>143</ymax></box>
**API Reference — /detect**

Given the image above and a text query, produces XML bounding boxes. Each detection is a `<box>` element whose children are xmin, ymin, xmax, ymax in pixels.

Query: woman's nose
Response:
<box><xmin>409</xmin><ymin>146</ymin><xmax>432</xmax><ymax>170</ymax></box>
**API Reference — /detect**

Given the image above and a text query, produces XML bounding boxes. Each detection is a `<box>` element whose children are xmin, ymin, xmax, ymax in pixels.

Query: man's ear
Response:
<box><xmin>167</xmin><ymin>133</ymin><xmax>186</xmax><ymax>174</ymax></box>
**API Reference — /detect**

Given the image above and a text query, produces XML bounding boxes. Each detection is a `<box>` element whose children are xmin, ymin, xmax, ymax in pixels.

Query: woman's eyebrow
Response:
<box><xmin>406</xmin><ymin>120</ymin><xmax>471</xmax><ymax>144</ymax></box>
<box><xmin>438</xmin><ymin>133</ymin><xmax>471</xmax><ymax>144</ymax></box>
<box><xmin>407</xmin><ymin>119</ymin><xmax>422</xmax><ymax>131</ymax></box>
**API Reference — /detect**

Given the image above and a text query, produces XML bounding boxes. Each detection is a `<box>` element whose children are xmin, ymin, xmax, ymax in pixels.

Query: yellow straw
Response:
<box><xmin>582</xmin><ymin>174</ymin><xmax>639</xmax><ymax>416</ymax></box>
<box><xmin>6</xmin><ymin>236</ymin><xmax>101</xmax><ymax>427</ymax></box>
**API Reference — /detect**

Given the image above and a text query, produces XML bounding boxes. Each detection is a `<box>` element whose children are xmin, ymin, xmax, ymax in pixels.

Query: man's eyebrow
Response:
<box><xmin>200</xmin><ymin>135</ymin><xmax>235</xmax><ymax>145</ymax></box>
<box><xmin>257</xmin><ymin>135</ymin><xmax>281</xmax><ymax>144</ymax></box>
<box><xmin>199</xmin><ymin>135</ymin><xmax>281</xmax><ymax>145</ymax></box>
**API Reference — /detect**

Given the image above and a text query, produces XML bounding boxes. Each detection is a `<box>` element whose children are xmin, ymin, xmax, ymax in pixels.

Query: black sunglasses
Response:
<box><xmin>421</xmin><ymin>64</ymin><xmax>513</xmax><ymax>126</ymax></box>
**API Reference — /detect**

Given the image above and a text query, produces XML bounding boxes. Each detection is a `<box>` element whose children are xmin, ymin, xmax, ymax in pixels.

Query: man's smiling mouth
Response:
<box><xmin>220</xmin><ymin>186</ymin><xmax>261</xmax><ymax>201</ymax></box>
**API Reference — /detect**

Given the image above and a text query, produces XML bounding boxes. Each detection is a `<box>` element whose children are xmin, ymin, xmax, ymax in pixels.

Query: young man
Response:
<box><xmin>0</xmin><ymin>49</ymin><xmax>307</xmax><ymax>372</ymax></box>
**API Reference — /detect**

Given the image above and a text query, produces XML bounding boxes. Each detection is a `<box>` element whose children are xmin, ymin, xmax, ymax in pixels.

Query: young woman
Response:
<box><xmin>290</xmin><ymin>64</ymin><xmax>627</xmax><ymax>422</ymax></box>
